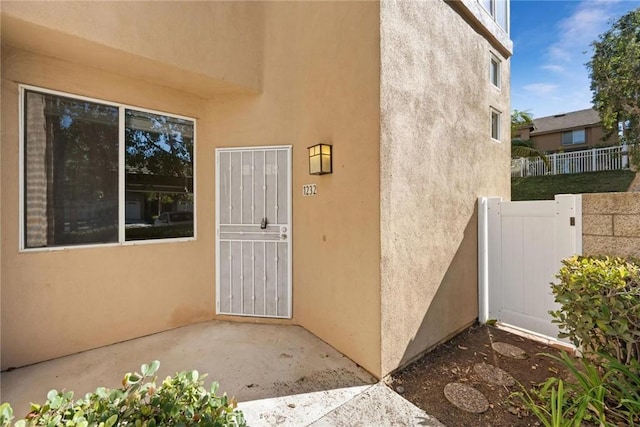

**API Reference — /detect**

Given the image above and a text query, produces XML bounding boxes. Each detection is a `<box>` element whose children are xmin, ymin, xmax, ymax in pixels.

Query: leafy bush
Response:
<box><xmin>0</xmin><ymin>361</ymin><xmax>246</xmax><ymax>427</ymax></box>
<box><xmin>513</xmin><ymin>351</ymin><xmax>640</xmax><ymax>426</ymax></box>
<box><xmin>550</xmin><ymin>255</ymin><xmax>640</xmax><ymax>364</ymax></box>
<box><xmin>514</xmin><ymin>255</ymin><xmax>640</xmax><ymax>426</ymax></box>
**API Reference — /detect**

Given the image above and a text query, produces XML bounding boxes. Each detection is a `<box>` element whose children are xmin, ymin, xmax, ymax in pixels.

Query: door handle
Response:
<box><xmin>260</xmin><ymin>217</ymin><xmax>268</xmax><ymax>229</ymax></box>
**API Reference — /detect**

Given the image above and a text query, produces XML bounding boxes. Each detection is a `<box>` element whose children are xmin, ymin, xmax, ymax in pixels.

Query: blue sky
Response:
<box><xmin>511</xmin><ymin>0</ymin><xmax>640</xmax><ymax>119</ymax></box>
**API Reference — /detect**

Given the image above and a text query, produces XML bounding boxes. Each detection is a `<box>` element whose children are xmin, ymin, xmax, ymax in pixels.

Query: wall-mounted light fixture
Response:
<box><xmin>308</xmin><ymin>143</ymin><xmax>332</xmax><ymax>175</ymax></box>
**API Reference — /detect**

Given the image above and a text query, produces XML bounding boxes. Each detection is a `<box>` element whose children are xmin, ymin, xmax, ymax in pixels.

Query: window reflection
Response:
<box><xmin>124</xmin><ymin>110</ymin><xmax>194</xmax><ymax>240</ymax></box>
<box><xmin>24</xmin><ymin>91</ymin><xmax>119</xmax><ymax>248</ymax></box>
<box><xmin>22</xmin><ymin>89</ymin><xmax>196</xmax><ymax>248</ymax></box>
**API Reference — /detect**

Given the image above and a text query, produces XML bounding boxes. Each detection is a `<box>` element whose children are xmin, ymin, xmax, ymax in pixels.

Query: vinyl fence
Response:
<box><xmin>511</xmin><ymin>145</ymin><xmax>628</xmax><ymax>178</ymax></box>
<box><xmin>478</xmin><ymin>195</ymin><xmax>582</xmax><ymax>342</ymax></box>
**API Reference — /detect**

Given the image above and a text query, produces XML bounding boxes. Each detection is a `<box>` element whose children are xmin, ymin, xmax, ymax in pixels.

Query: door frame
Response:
<box><xmin>215</xmin><ymin>145</ymin><xmax>293</xmax><ymax>318</ymax></box>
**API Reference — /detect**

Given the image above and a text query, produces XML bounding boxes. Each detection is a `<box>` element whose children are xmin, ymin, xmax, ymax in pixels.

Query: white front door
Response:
<box><xmin>215</xmin><ymin>146</ymin><xmax>292</xmax><ymax>318</ymax></box>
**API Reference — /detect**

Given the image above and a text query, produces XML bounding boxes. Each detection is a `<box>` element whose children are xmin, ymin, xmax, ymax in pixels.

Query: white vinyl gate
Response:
<box><xmin>478</xmin><ymin>195</ymin><xmax>582</xmax><ymax>341</ymax></box>
<box><xmin>216</xmin><ymin>146</ymin><xmax>292</xmax><ymax>319</ymax></box>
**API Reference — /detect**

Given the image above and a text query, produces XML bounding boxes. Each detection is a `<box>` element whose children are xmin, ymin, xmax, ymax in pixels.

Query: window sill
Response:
<box><xmin>19</xmin><ymin>237</ymin><xmax>196</xmax><ymax>254</ymax></box>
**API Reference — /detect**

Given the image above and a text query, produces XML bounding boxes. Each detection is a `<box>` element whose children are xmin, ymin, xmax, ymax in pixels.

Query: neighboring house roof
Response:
<box><xmin>530</xmin><ymin>108</ymin><xmax>600</xmax><ymax>136</ymax></box>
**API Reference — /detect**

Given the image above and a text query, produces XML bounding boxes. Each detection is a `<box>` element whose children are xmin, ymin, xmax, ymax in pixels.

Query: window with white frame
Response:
<box><xmin>22</xmin><ymin>87</ymin><xmax>195</xmax><ymax>249</ymax></box>
<box><xmin>479</xmin><ymin>0</ymin><xmax>509</xmax><ymax>33</ymax></box>
<box><xmin>561</xmin><ymin>129</ymin><xmax>586</xmax><ymax>145</ymax></box>
<box><xmin>491</xmin><ymin>108</ymin><xmax>501</xmax><ymax>141</ymax></box>
<box><xmin>490</xmin><ymin>54</ymin><xmax>501</xmax><ymax>88</ymax></box>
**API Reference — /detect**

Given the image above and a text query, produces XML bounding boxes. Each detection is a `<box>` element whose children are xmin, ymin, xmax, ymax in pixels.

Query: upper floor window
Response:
<box><xmin>490</xmin><ymin>54</ymin><xmax>501</xmax><ymax>88</ymax></box>
<box><xmin>480</xmin><ymin>0</ymin><xmax>509</xmax><ymax>33</ymax></box>
<box><xmin>22</xmin><ymin>87</ymin><xmax>195</xmax><ymax>250</ymax></box>
<box><xmin>561</xmin><ymin>129</ymin><xmax>586</xmax><ymax>145</ymax></box>
<box><xmin>491</xmin><ymin>108</ymin><xmax>501</xmax><ymax>141</ymax></box>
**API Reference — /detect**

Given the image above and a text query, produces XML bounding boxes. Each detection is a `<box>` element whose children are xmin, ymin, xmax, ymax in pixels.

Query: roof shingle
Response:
<box><xmin>530</xmin><ymin>108</ymin><xmax>600</xmax><ymax>135</ymax></box>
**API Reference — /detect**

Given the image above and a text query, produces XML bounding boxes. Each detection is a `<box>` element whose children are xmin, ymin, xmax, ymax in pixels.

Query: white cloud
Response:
<box><xmin>523</xmin><ymin>83</ymin><xmax>559</xmax><ymax>96</ymax></box>
<box><xmin>512</xmin><ymin>0</ymin><xmax>638</xmax><ymax>118</ymax></box>
<box><xmin>541</xmin><ymin>64</ymin><xmax>566</xmax><ymax>73</ymax></box>
<box><xmin>547</xmin><ymin>1</ymin><xmax>620</xmax><ymax>62</ymax></box>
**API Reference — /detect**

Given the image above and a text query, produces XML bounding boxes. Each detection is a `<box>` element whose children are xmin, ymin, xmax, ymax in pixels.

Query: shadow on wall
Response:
<box><xmin>398</xmin><ymin>206</ymin><xmax>479</xmax><ymax>370</ymax></box>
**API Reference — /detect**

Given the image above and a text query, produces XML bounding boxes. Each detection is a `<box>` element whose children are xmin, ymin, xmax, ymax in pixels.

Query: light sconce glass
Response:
<box><xmin>308</xmin><ymin>143</ymin><xmax>332</xmax><ymax>175</ymax></box>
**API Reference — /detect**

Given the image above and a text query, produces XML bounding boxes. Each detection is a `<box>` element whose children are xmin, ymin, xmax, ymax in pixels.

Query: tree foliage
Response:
<box><xmin>125</xmin><ymin>111</ymin><xmax>193</xmax><ymax>178</ymax></box>
<box><xmin>510</xmin><ymin>109</ymin><xmax>537</xmax><ymax>157</ymax></box>
<box><xmin>510</xmin><ymin>110</ymin><xmax>548</xmax><ymax>165</ymax></box>
<box><xmin>511</xmin><ymin>109</ymin><xmax>534</xmax><ymax>137</ymax></box>
<box><xmin>588</xmin><ymin>8</ymin><xmax>640</xmax><ymax>143</ymax></box>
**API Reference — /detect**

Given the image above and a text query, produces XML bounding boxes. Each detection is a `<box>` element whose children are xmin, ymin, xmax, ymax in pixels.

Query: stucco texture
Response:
<box><xmin>204</xmin><ymin>1</ymin><xmax>383</xmax><ymax>376</ymax></box>
<box><xmin>1</xmin><ymin>1</ymin><xmax>382</xmax><ymax>374</ymax></box>
<box><xmin>1</xmin><ymin>1</ymin><xmax>264</xmax><ymax>95</ymax></box>
<box><xmin>1</xmin><ymin>46</ymin><xmax>214</xmax><ymax>369</ymax></box>
<box><xmin>1</xmin><ymin>0</ymin><xmax>512</xmax><ymax>380</ymax></box>
<box><xmin>379</xmin><ymin>1</ymin><xmax>511</xmax><ymax>375</ymax></box>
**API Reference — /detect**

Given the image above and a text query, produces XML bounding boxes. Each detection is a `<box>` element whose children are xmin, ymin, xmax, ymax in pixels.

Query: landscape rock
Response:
<box><xmin>443</xmin><ymin>382</ymin><xmax>489</xmax><ymax>413</ymax></box>
<box><xmin>473</xmin><ymin>363</ymin><xmax>516</xmax><ymax>386</ymax></box>
<box><xmin>491</xmin><ymin>342</ymin><xmax>528</xmax><ymax>359</ymax></box>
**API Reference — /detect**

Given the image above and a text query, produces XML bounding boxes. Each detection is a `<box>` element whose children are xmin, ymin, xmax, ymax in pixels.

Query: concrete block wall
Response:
<box><xmin>582</xmin><ymin>192</ymin><xmax>640</xmax><ymax>258</ymax></box>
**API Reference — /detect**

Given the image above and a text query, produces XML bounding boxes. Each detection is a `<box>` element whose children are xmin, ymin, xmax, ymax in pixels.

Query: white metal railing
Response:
<box><xmin>511</xmin><ymin>145</ymin><xmax>628</xmax><ymax>178</ymax></box>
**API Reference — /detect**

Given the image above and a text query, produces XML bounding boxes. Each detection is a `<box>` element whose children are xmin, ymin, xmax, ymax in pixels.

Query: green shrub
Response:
<box><xmin>550</xmin><ymin>255</ymin><xmax>640</xmax><ymax>364</ymax></box>
<box><xmin>0</xmin><ymin>361</ymin><xmax>246</xmax><ymax>427</ymax></box>
<box><xmin>513</xmin><ymin>351</ymin><xmax>640</xmax><ymax>426</ymax></box>
<box><xmin>516</xmin><ymin>255</ymin><xmax>640</xmax><ymax>426</ymax></box>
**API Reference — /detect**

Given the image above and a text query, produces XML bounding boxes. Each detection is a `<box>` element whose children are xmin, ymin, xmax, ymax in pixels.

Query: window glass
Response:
<box><xmin>125</xmin><ymin>110</ymin><xmax>194</xmax><ymax>241</ymax></box>
<box><xmin>480</xmin><ymin>0</ymin><xmax>493</xmax><ymax>13</ymax></box>
<box><xmin>24</xmin><ymin>91</ymin><xmax>119</xmax><ymax>248</ymax></box>
<box><xmin>490</xmin><ymin>56</ymin><xmax>500</xmax><ymax>87</ymax></box>
<box><xmin>573</xmin><ymin>129</ymin><xmax>586</xmax><ymax>144</ymax></box>
<box><xmin>480</xmin><ymin>0</ymin><xmax>508</xmax><ymax>33</ymax></box>
<box><xmin>495</xmin><ymin>0</ymin><xmax>508</xmax><ymax>32</ymax></box>
<box><xmin>491</xmin><ymin>110</ymin><xmax>501</xmax><ymax>140</ymax></box>
<box><xmin>562</xmin><ymin>129</ymin><xmax>586</xmax><ymax>145</ymax></box>
<box><xmin>22</xmin><ymin>88</ymin><xmax>196</xmax><ymax>249</ymax></box>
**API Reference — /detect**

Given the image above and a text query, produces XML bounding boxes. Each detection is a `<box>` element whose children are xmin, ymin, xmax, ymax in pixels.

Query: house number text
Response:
<box><xmin>302</xmin><ymin>184</ymin><xmax>317</xmax><ymax>196</ymax></box>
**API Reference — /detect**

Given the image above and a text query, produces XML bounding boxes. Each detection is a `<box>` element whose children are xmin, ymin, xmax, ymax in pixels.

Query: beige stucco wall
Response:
<box><xmin>1</xmin><ymin>1</ymin><xmax>264</xmax><ymax>95</ymax></box>
<box><xmin>582</xmin><ymin>193</ymin><xmax>640</xmax><ymax>258</ymax></box>
<box><xmin>208</xmin><ymin>1</ymin><xmax>382</xmax><ymax>377</ymax></box>
<box><xmin>1</xmin><ymin>2</ymin><xmax>382</xmax><ymax>375</ymax></box>
<box><xmin>1</xmin><ymin>46</ymin><xmax>214</xmax><ymax>369</ymax></box>
<box><xmin>1</xmin><ymin>0</ymin><xmax>513</xmax><ymax>379</ymax></box>
<box><xmin>379</xmin><ymin>0</ymin><xmax>511</xmax><ymax>375</ymax></box>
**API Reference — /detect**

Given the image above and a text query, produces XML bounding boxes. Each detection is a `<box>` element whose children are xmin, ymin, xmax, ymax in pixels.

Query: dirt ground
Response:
<box><xmin>389</xmin><ymin>324</ymin><xmax>573</xmax><ymax>426</ymax></box>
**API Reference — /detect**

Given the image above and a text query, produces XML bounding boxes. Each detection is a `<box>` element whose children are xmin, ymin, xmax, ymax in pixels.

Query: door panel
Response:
<box><xmin>216</xmin><ymin>147</ymin><xmax>292</xmax><ymax>318</ymax></box>
<box><xmin>481</xmin><ymin>195</ymin><xmax>581</xmax><ymax>342</ymax></box>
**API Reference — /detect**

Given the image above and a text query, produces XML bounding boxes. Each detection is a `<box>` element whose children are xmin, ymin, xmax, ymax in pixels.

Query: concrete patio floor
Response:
<box><xmin>1</xmin><ymin>320</ymin><xmax>442</xmax><ymax>426</ymax></box>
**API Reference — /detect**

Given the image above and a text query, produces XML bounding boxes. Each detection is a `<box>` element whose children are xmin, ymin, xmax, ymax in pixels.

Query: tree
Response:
<box><xmin>510</xmin><ymin>109</ymin><xmax>547</xmax><ymax>163</ymax></box>
<box><xmin>511</xmin><ymin>109</ymin><xmax>534</xmax><ymax>137</ymax></box>
<box><xmin>588</xmin><ymin>8</ymin><xmax>640</xmax><ymax>144</ymax></box>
